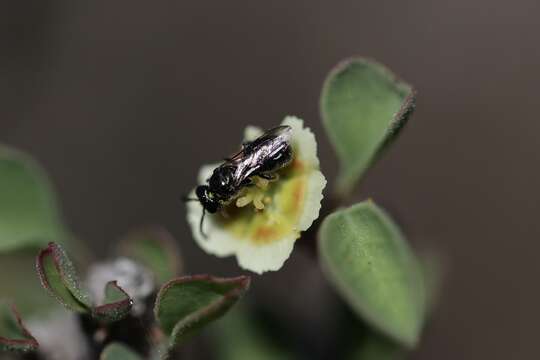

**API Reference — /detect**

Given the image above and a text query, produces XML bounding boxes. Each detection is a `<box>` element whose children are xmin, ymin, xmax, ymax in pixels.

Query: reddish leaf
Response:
<box><xmin>92</xmin><ymin>281</ymin><xmax>133</xmax><ymax>323</ymax></box>
<box><xmin>0</xmin><ymin>303</ymin><xmax>38</xmax><ymax>353</ymax></box>
<box><xmin>155</xmin><ymin>275</ymin><xmax>250</xmax><ymax>349</ymax></box>
<box><xmin>36</xmin><ymin>242</ymin><xmax>91</xmax><ymax>312</ymax></box>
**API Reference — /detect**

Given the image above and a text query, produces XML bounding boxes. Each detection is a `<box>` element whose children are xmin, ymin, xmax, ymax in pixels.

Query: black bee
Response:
<box><xmin>186</xmin><ymin>125</ymin><xmax>293</xmax><ymax>237</ymax></box>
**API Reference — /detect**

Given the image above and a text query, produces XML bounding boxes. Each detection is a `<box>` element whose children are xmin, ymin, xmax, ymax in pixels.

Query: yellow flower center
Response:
<box><xmin>217</xmin><ymin>156</ymin><xmax>309</xmax><ymax>245</ymax></box>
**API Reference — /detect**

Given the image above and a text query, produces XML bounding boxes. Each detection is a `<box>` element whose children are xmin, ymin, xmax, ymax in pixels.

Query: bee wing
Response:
<box><xmin>226</xmin><ymin>148</ymin><xmax>246</xmax><ymax>162</ymax></box>
<box><xmin>232</xmin><ymin>125</ymin><xmax>292</xmax><ymax>185</ymax></box>
<box><xmin>246</xmin><ymin>125</ymin><xmax>292</xmax><ymax>150</ymax></box>
<box><xmin>227</xmin><ymin>126</ymin><xmax>289</xmax><ymax>159</ymax></box>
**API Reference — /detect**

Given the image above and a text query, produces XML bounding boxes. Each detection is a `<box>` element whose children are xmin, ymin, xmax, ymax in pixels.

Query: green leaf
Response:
<box><xmin>214</xmin><ymin>307</ymin><xmax>294</xmax><ymax>360</ymax></box>
<box><xmin>155</xmin><ymin>275</ymin><xmax>250</xmax><ymax>350</ymax></box>
<box><xmin>0</xmin><ymin>146</ymin><xmax>68</xmax><ymax>252</ymax></box>
<box><xmin>36</xmin><ymin>242</ymin><xmax>92</xmax><ymax>313</ymax></box>
<box><xmin>100</xmin><ymin>343</ymin><xmax>142</xmax><ymax>360</ymax></box>
<box><xmin>0</xmin><ymin>303</ymin><xmax>38</xmax><ymax>354</ymax></box>
<box><xmin>320</xmin><ymin>58</ymin><xmax>416</xmax><ymax>195</ymax></box>
<box><xmin>318</xmin><ymin>201</ymin><xmax>425</xmax><ymax>348</ymax></box>
<box><xmin>118</xmin><ymin>226</ymin><xmax>181</xmax><ymax>284</ymax></box>
<box><xmin>92</xmin><ymin>281</ymin><xmax>133</xmax><ymax>323</ymax></box>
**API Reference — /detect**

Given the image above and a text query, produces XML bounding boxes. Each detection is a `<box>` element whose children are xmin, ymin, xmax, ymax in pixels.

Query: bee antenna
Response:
<box><xmin>182</xmin><ymin>195</ymin><xmax>199</xmax><ymax>202</ymax></box>
<box><xmin>200</xmin><ymin>207</ymin><xmax>208</xmax><ymax>239</ymax></box>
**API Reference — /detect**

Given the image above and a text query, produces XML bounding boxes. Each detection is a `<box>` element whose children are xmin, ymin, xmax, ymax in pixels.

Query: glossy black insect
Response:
<box><xmin>186</xmin><ymin>125</ymin><xmax>293</xmax><ymax>237</ymax></box>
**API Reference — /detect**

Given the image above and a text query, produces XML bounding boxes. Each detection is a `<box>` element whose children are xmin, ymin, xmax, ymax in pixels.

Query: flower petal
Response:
<box><xmin>236</xmin><ymin>235</ymin><xmax>296</xmax><ymax>274</ymax></box>
<box><xmin>282</xmin><ymin>116</ymin><xmax>320</xmax><ymax>168</ymax></box>
<box><xmin>297</xmin><ymin>170</ymin><xmax>327</xmax><ymax>231</ymax></box>
<box><xmin>187</xmin><ymin>196</ymin><xmax>297</xmax><ymax>274</ymax></box>
<box><xmin>243</xmin><ymin>126</ymin><xmax>263</xmax><ymax>141</ymax></box>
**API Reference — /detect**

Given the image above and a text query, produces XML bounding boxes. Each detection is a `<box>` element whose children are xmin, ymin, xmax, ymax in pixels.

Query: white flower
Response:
<box><xmin>187</xmin><ymin>116</ymin><xmax>326</xmax><ymax>274</ymax></box>
<box><xmin>28</xmin><ymin>311</ymin><xmax>90</xmax><ymax>360</ymax></box>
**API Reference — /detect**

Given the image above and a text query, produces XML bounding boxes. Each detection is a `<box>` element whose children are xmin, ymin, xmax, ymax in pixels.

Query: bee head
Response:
<box><xmin>195</xmin><ymin>185</ymin><xmax>219</xmax><ymax>213</ymax></box>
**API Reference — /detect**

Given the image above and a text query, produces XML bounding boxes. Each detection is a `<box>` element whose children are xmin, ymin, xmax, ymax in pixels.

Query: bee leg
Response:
<box><xmin>259</xmin><ymin>173</ymin><xmax>279</xmax><ymax>182</ymax></box>
<box><xmin>241</xmin><ymin>178</ymin><xmax>255</xmax><ymax>187</ymax></box>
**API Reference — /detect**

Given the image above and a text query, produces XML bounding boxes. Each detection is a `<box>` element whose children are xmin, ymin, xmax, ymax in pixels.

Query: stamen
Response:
<box><xmin>253</xmin><ymin>193</ymin><xmax>265</xmax><ymax>210</ymax></box>
<box><xmin>235</xmin><ymin>176</ymin><xmax>276</xmax><ymax>210</ymax></box>
<box><xmin>255</xmin><ymin>177</ymin><xmax>269</xmax><ymax>189</ymax></box>
<box><xmin>236</xmin><ymin>194</ymin><xmax>253</xmax><ymax>207</ymax></box>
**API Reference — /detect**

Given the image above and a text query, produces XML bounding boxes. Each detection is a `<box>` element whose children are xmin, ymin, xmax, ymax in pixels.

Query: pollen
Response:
<box><xmin>234</xmin><ymin>176</ymin><xmax>275</xmax><ymax>211</ymax></box>
<box><xmin>236</xmin><ymin>193</ymin><xmax>253</xmax><ymax>207</ymax></box>
<box><xmin>255</xmin><ymin>177</ymin><xmax>269</xmax><ymax>189</ymax></box>
<box><xmin>253</xmin><ymin>193</ymin><xmax>265</xmax><ymax>210</ymax></box>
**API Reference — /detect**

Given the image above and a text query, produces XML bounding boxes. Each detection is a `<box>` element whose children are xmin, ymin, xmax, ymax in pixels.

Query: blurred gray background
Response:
<box><xmin>2</xmin><ymin>1</ymin><xmax>538</xmax><ymax>358</ymax></box>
